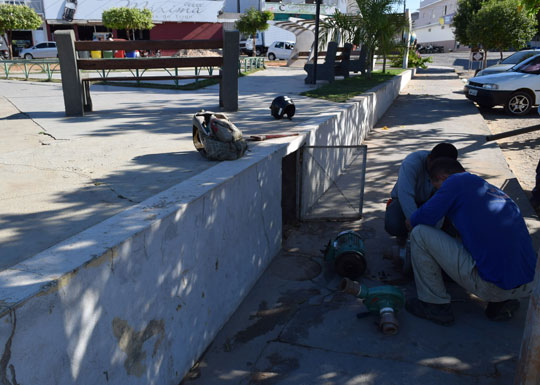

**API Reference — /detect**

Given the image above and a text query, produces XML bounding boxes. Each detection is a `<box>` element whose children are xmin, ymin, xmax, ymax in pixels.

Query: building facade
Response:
<box><xmin>413</xmin><ymin>0</ymin><xmax>465</xmax><ymax>52</ymax></box>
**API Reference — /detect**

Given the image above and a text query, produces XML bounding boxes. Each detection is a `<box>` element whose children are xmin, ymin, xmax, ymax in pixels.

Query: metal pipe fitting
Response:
<box><xmin>340</xmin><ymin>277</ymin><xmax>362</xmax><ymax>297</ymax></box>
<box><xmin>379</xmin><ymin>307</ymin><xmax>399</xmax><ymax>335</ymax></box>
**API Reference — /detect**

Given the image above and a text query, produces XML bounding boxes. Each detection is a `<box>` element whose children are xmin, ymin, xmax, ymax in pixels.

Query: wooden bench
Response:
<box><xmin>55</xmin><ymin>30</ymin><xmax>239</xmax><ymax>116</ymax></box>
<box><xmin>303</xmin><ymin>42</ymin><xmax>356</xmax><ymax>84</ymax></box>
<box><xmin>348</xmin><ymin>45</ymin><xmax>368</xmax><ymax>74</ymax></box>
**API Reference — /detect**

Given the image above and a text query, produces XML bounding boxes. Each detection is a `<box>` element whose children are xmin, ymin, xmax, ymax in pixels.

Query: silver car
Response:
<box><xmin>476</xmin><ymin>49</ymin><xmax>540</xmax><ymax>76</ymax></box>
<box><xmin>19</xmin><ymin>41</ymin><xmax>58</xmax><ymax>60</ymax></box>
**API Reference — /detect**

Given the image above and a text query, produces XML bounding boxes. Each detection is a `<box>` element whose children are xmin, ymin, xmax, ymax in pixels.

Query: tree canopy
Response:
<box><xmin>321</xmin><ymin>0</ymin><xmax>406</xmax><ymax>76</ymax></box>
<box><xmin>467</xmin><ymin>0</ymin><xmax>537</xmax><ymax>57</ymax></box>
<box><xmin>452</xmin><ymin>0</ymin><xmax>485</xmax><ymax>46</ymax></box>
<box><xmin>0</xmin><ymin>4</ymin><xmax>42</xmax><ymax>58</ymax></box>
<box><xmin>102</xmin><ymin>7</ymin><xmax>154</xmax><ymax>40</ymax></box>
<box><xmin>519</xmin><ymin>0</ymin><xmax>540</xmax><ymax>15</ymax></box>
<box><xmin>235</xmin><ymin>8</ymin><xmax>273</xmax><ymax>56</ymax></box>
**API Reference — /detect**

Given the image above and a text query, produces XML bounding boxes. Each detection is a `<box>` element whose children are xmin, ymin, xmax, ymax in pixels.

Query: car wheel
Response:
<box><xmin>24</xmin><ymin>53</ymin><xmax>33</xmax><ymax>60</ymax></box>
<box><xmin>268</xmin><ymin>53</ymin><xmax>276</xmax><ymax>61</ymax></box>
<box><xmin>504</xmin><ymin>91</ymin><xmax>533</xmax><ymax>116</ymax></box>
<box><xmin>255</xmin><ymin>48</ymin><xmax>262</xmax><ymax>57</ymax></box>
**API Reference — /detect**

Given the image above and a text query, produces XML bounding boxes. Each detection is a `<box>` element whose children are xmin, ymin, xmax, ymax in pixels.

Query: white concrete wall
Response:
<box><xmin>415</xmin><ymin>24</ymin><xmax>454</xmax><ymax>44</ymax></box>
<box><xmin>0</xmin><ymin>69</ymin><xmax>413</xmax><ymax>385</ymax></box>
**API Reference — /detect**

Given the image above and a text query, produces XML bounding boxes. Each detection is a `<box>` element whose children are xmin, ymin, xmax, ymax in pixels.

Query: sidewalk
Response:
<box><xmin>182</xmin><ymin>67</ymin><xmax>540</xmax><ymax>385</ymax></box>
<box><xmin>0</xmin><ymin>67</ymin><xmax>333</xmax><ymax>270</ymax></box>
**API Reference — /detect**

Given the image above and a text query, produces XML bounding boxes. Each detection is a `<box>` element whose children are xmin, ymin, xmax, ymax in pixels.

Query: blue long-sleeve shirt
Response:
<box><xmin>390</xmin><ymin>150</ymin><xmax>434</xmax><ymax>220</ymax></box>
<box><xmin>410</xmin><ymin>172</ymin><xmax>536</xmax><ymax>290</ymax></box>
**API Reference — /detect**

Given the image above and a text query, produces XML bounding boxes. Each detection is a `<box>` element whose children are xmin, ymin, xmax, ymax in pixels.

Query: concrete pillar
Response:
<box><xmin>55</xmin><ymin>30</ymin><xmax>84</xmax><ymax>116</ymax></box>
<box><xmin>221</xmin><ymin>30</ymin><xmax>239</xmax><ymax>112</ymax></box>
<box><xmin>514</xmin><ymin>249</ymin><xmax>540</xmax><ymax>385</ymax></box>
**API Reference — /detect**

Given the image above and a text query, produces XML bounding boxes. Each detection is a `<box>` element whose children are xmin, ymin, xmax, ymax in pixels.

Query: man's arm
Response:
<box><xmin>397</xmin><ymin>159</ymin><xmax>421</xmax><ymax>220</ymax></box>
<box><xmin>410</xmin><ymin>181</ymin><xmax>456</xmax><ymax>227</ymax></box>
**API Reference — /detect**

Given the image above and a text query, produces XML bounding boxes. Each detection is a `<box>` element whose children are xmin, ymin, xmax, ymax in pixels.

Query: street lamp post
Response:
<box><xmin>312</xmin><ymin>0</ymin><xmax>321</xmax><ymax>84</ymax></box>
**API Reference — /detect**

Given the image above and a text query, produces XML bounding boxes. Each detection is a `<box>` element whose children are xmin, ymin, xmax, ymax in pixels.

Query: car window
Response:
<box><xmin>516</xmin><ymin>55</ymin><xmax>540</xmax><ymax>74</ymax></box>
<box><xmin>47</xmin><ymin>43</ymin><xmax>56</xmax><ymax>48</ymax></box>
<box><xmin>285</xmin><ymin>43</ymin><xmax>293</xmax><ymax>50</ymax></box>
<box><xmin>501</xmin><ymin>51</ymin><xmax>538</xmax><ymax>64</ymax></box>
<box><xmin>275</xmin><ymin>42</ymin><xmax>284</xmax><ymax>48</ymax></box>
<box><xmin>35</xmin><ymin>43</ymin><xmax>47</xmax><ymax>49</ymax></box>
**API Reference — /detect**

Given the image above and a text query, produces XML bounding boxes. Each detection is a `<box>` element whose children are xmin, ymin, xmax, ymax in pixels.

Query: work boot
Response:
<box><xmin>485</xmin><ymin>299</ymin><xmax>520</xmax><ymax>321</ymax></box>
<box><xmin>405</xmin><ymin>298</ymin><xmax>455</xmax><ymax>326</ymax></box>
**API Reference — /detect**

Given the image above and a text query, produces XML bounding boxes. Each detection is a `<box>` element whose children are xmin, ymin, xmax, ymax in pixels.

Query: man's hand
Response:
<box><xmin>405</xmin><ymin>219</ymin><xmax>412</xmax><ymax>232</ymax></box>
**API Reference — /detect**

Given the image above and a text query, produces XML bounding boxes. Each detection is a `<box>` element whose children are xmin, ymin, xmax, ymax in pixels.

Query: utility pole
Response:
<box><xmin>402</xmin><ymin>8</ymin><xmax>410</xmax><ymax>69</ymax></box>
<box><xmin>312</xmin><ymin>0</ymin><xmax>321</xmax><ymax>84</ymax></box>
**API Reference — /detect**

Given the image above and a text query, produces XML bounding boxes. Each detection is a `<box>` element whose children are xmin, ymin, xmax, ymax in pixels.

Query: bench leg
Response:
<box><xmin>83</xmin><ymin>82</ymin><xmax>93</xmax><ymax>112</ymax></box>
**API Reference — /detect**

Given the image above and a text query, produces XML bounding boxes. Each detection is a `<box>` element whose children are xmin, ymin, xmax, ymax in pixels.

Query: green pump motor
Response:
<box><xmin>341</xmin><ymin>278</ymin><xmax>405</xmax><ymax>335</ymax></box>
<box><xmin>324</xmin><ymin>230</ymin><xmax>367</xmax><ymax>279</ymax></box>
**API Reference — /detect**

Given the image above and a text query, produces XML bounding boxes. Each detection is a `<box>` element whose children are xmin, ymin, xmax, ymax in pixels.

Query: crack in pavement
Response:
<box><xmin>268</xmin><ymin>338</ymin><xmax>505</xmax><ymax>380</ymax></box>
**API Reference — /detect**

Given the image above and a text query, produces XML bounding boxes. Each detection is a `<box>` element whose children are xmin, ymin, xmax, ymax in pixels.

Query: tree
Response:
<box><xmin>354</xmin><ymin>0</ymin><xmax>404</xmax><ymax>77</ymax></box>
<box><xmin>235</xmin><ymin>8</ymin><xmax>273</xmax><ymax>56</ymax></box>
<box><xmin>102</xmin><ymin>7</ymin><xmax>154</xmax><ymax>40</ymax></box>
<box><xmin>0</xmin><ymin>4</ymin><xmax>42</xmax><ymax>59</ymax></box>
<box><xmin>467</xmin><ymin>0</ymin><xmax>537</xmax><ymax>59</ymax></box>
<box><xmin>452</xmin><ymin>0</ymin><xmax>485</xmax><ymax>47</ymax></box>
<box><xmin>520</xmin><ymin>0</ymin><xmax>540</xmax><ymax>14</ymax></box>
<box><xmin>320</xmin><ymin>10</ymin><xmax>362</xmax><ymax>48</ymax></box>
<box><xmin>376</xmin><ymin>12</ymin><xmax>409</xmax><ymax>73</ymax></box>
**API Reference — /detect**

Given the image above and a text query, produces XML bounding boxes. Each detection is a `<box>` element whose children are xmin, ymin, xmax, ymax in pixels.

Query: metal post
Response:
<box><xmin>312</xmin><ymin>0</ymin><xmax>321</xmax><ymax>84</ymax></box>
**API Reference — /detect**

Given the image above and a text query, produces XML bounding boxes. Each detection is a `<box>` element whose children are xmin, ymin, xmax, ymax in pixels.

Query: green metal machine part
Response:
<box><xmin>324</xmin><ymin>230</ymin><xmax>367</xmax><ymax>279</ymax></box>
<box><xmin>341</xmin><ymin>278</ymin><xmax>405</xmax><ymax>335</ymax></box>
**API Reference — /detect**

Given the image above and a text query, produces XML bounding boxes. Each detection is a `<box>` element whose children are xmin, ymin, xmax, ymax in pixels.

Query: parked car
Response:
<box><xmin>464</xmin><ymin>53</ymin><xmax>540</xmax><ymax>115</ymax></box>
<box><xmin>417</xmin><ymin>44</ymin><xmax>444</xmax><ymax>54</ymax></box>
<box><xmin>267</xmin><ymin>41</ymin><xmax>295</xmax><ymax>61</ymax></box>
<box><xmin>19</xmin><ymin>41</ymin><xmax>58</xmax><ymax>59</ymax></box>
<box><xmin>0</xmin><ymin>36</ymin><xmax>8</xmax><ymax>59</ymax></box>
<box><xmin>476</xmin><ymin>49</ymin><xmax>540</xmax><ymax>76</ymax></box>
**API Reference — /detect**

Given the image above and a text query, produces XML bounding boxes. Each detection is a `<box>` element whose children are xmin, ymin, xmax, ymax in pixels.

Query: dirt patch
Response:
<box><xmin>478</xmin><ymin>106</ymin><xmax>540</xmax><ymax>199</ymax></box>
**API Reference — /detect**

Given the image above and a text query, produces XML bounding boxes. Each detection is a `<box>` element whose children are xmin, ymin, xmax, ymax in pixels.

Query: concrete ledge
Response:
<box><xmin>0</xmin><ymin>69</ymin><xmax>413</xmax><ymax>385</ymax></box>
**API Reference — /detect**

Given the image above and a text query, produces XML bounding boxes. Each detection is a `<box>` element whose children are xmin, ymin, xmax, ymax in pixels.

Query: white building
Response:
<box><xmin>413</xmin><ymin>0</ymin><xmax>465</xmax><ymax>52</ymax></box>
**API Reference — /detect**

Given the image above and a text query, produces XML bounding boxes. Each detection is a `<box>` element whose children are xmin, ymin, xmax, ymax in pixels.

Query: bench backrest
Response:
<box><xmin>74</xmin><ymin>40</ymin><xmax>224</xmax><ymax>70</ymax></box>
<box><xmin>323</xmin><ymin>42</ymin><xmax>338</xmax><ymax>66</ymax></box>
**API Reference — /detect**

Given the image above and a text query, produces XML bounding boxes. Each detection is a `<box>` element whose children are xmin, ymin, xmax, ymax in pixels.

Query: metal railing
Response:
<box><xmin>1</xmin><ymin>56</ymin><xmax>265</xmax><ymax>82</ymax></box>
<box><xmin>239</xmin><ymin>56</ymin><xmax>265</xmax><ymax>73</ymax></box>
<box><xmin>1</xmin><ymin>59</ymin><xmax>60</xmax><ymax>81</ymax></box>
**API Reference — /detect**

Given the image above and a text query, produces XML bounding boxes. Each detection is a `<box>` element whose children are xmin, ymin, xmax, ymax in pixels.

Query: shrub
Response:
<box><xmin>391</xmin><ymin>48</ymin><xmax>433</xmax><ymax>69</ymax></box>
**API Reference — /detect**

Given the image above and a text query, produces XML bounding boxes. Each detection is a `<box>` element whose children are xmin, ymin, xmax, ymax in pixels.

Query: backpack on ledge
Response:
<box><xmin>192</xmin><ymin>111</ymin><xmax>248</xmax><ymax>161</ymax></box>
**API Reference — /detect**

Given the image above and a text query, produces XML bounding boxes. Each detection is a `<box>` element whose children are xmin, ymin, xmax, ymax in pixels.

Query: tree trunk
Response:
<box><xmin>500</xmin><ymin>50</ymin><xmax>503</xmax><ymax>61</ymax></box>
<box><xmin>7</xmin><ymin>30</ymin><xmax>13</xmax><ymax>59</ymax></box>
<box><xmin>383</xmin><ymin>53</ymin><xmax>387</xmax><ymax>73</ymax></box>
<box><xmin>252</xmin><ymin>36</ymin><xmax>256</xmax><ymax>57</ymax></box>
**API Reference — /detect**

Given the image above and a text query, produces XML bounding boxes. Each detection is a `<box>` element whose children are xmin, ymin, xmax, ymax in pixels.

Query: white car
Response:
<box><xmin>19</xmin><ymin>41</ymin><xmax>58</xmax><ymax>60</ymax></box>
<box><xmin>476</xmin><ymin>49</ymin><xmax>540</xmax><ymax>76</ymax></box>
<box><xmin>465</xmin><ymin>53</ymin><xmax>540</xmax><ymax>115</ymax></box>
<box><xmin>267</xmin><ymin>41</ymin><xmax>295</xmax><ymax>61</ymax></box>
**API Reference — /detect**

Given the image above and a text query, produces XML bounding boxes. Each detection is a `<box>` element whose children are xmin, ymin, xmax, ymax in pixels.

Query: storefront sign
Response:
<box><xmin>44</xmin><ymin>0</ymin><xmax>224</xmax><ymax>23</ymax></box>
<box><xmin>264</xmin><ymin>3</ymin><xmax>337</xmax><ymax>16</ymax></box>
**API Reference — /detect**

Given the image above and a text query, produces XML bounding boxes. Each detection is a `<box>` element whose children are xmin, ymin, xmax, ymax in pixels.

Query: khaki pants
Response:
<box><xmin>410</xmin><ymin>225</ymin><xmax>532</xmax><ymax>304</ymax></box>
